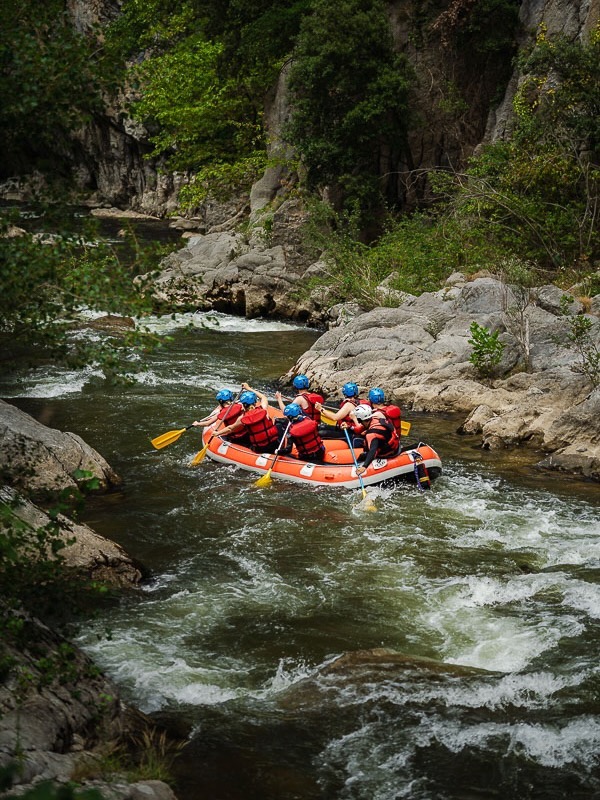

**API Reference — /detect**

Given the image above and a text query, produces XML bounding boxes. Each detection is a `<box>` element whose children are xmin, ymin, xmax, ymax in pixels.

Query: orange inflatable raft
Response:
<box><xmin>201</xmin><ymin>410</ymin><xmax>442</xmax><ymax>489</ymax></box>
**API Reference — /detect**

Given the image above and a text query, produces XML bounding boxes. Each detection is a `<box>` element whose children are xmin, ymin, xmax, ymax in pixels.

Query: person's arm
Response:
<box><xmin>254</xmin><ymin>389</ymin><xmax>270</xmax><ymax>410</ymax></box>
<box><xmin>241</xmin><ymin>382</ymin><xmax>269</xmax><ymax>410</ymax></box>
<box><xmin>192</xmin><ymin>406</ymin><xmax>220</xmax><ymax>427</ymax></box>
<box><xmin>356</xmin><ymin>436</ymin><xmax>380</xmax><ymax>474</ymax></box>
<box><xmin>275</xmin><ymin>390</ymin><xmax>285</xmax><ymax>412</ymax></box>
<box><xmin>220</xmin><ymin>417</ymin><xmax>245</xmax><ymax>437</ymax></box>
<box><xmin>319</xmin><ymin>400</ymin><xmax>352</xmax><ymax>424</ymax></box>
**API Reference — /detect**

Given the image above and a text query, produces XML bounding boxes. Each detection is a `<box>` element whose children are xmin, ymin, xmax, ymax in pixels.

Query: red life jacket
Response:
<box><xmin>299</xmin><ymin>391</ymin><xmax>324</xmax><ymax>422</ymax></box>
<box><xmin>379</xmin><ymin>404</ymin><xmax>402</xmax><ymax>437</ymax></box>
<box><xmin>365</xmin><ymin>416</ymin><xmax>400</xmax><ymax>458</ymax></box>
<box><xmin>289</xmin><ymin>417</ymin><xmax>324</xmax><ymax>457</ymax></box>
<box><xmin>338</xmin><ymin>397</ymin><xmax>371</xmax><ymax>408</ymax></box>
<box><xmin>218</xmin><ymin>402</ymin><xmax>246</xmax><ymax>441</ymax></box>
<box><xmin>217</xmin><ymin>402</ymin><xmax>243</xmax><ymax>424</ymax></box>
<box><xmin>240</xmin><ymin>407</ymin><xmax>280</xmax><ymax>449</ymax></box>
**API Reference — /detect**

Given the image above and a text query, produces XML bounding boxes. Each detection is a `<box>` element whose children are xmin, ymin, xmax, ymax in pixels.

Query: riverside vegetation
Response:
<box><xmin>1</xmin><ymin>2</ymin><xmax>599</xmax><ymax>797</ymax></box>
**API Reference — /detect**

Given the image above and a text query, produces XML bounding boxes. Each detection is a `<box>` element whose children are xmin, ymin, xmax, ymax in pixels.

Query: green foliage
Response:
<box><xmin>560</xmin><ymin>296</ymin><xmax>600</xmax><ymax>387</ymax></box>
<box><xmin>0</xmin><ymin>0</ymin><xmax>118</xmax><ymax>175</ymax></box>
<box><xmin>0</xmin><ymin>208</ymin><xmax>165</xmax><ymax>380</ymax></box>
<box><xmin>439</xmin><ymin>25</ymin><xmax>600</xmax><ymax>273</ymax></box>
<box><xmin>110</xmin><ymin>0</ymin><xmax>308</xmax><ymax>203</ymax></box>
<box><xmin>286</xmin><ymin>0</ymin><xmax>413</xmax><ymax>219</ymax></box>
<box><xmin>1</xmin><ymin>777</ymin><xmax>105</xmax><ymax>800</ymax></box>
<box><xmin>468</xmin><ymin>320</ymin><xmax>505</xmax><ymax>379</ymax></box>
<box><xmin>302</xmin><ymin>200</ymin><xmax>513</xmax><ymax>306</ymax></box>
<box><xmin>131</xmin><ymin>35</ymin><xmax>264</xmax><ymax>173</ymax></box>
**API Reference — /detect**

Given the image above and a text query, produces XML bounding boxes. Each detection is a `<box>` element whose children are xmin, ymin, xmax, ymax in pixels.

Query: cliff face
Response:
<box><xmin>485</xmin><ymin>0</ymin><xmax>600</xmax><ymax>143</ymax></box>
<box><xmin>3</xmin><ymin>1</ymin><xmax>598</xmax><ymax>216</ymax></box>
<box><xmin>386</xmin><ymin>0</ymin><xmax>600</xmax><ymax>209</ymax></box>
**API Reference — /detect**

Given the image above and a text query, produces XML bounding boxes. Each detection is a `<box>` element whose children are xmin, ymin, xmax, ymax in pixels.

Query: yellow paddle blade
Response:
<box><xmin>189</xmin><ymin>444</ymin><xmax>208</xmax><ymax>466</ymax></box>
<box><xmin>254</xmin><ymin>469</ymin><xmax>273</xmax><ymax>487</ymax></box>
<box><xmin>151</xmin><ymin>428</ymin><xmax>187</xmax><ymax>450</ymax></box>
<box><xmin>354</xmin><ymin>489</ymin><xmax>377</xmax><ymax>512</ymax></box>
<box><xmin>320</xmin><ymin>413</ymin><xmax>336</xmax><ymax>426</ymax></box>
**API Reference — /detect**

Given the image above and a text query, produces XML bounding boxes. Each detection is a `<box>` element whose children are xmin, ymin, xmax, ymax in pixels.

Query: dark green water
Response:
<box><xmin>3</xmin><ymin>312</ymin><xmax>600</xmax><ymax>800</ymax></box>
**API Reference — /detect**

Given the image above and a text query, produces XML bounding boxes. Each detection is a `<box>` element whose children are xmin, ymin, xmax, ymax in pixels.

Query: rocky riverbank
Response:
<box><xmin>144</xmin><ymin>217</ymin><xmax>600</xmax><ymax>484</ymax></box>
<box><xmin>0</xmin><ymin>399</ymin><xmax>178</xmax><ymax>800</ymax></box>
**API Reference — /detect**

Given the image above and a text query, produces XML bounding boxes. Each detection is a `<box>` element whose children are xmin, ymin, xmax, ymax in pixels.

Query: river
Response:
<box><xmin>3</xmin><ymin>307</ymin><xmax>600</xmax><ymax>800</ymax></box>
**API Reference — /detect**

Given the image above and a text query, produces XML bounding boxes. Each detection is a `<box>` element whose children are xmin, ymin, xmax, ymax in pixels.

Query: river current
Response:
<box><xmin>3</xmin><ymin>310</ymin><xmax>600</xmax><ymax>800</ymax></box>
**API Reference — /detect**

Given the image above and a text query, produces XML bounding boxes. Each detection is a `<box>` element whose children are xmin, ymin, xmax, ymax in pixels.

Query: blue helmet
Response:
<box><xmin>283</xmin><ymin>403</ymin><xmax>302</xmax><ymax>419</ymax></box>
<box><xmin>240</xmin><ymin>390</ymin><xmax>257</xmax><ymax>406</ymax></box>
<box><xmin>368</xmin><ymin>387</ymin><xmax>385</xmax><ymax>404</ymax></box>
<box><xmin>216</xmin><ymin>389</ymin><xmax>234</xmax><ymax>403</ymax></box>
<box><xmin>292</xmin><ymin>374</ymin><xmax>310</xmax><ymax>390</ymax></box>
<box><xmin>342</xmin><ymin>382</ymin><xmax>359</xmax><ymax>398</ymax></box>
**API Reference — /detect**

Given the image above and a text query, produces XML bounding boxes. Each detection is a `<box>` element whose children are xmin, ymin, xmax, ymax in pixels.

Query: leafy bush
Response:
<box><xmin>0</xmin><ymin>0</ymin><xmax>117</xmax><ymax>177</ymax></box>
<box><xmin>468</xmin><ymin>320</ymin><xmax>505</xmax><ymax>378</ymax></box>
<box><xmin>437</xmin><ymin>25</ymin><xmax>600</xmax><ymax>273</ymax></box>
<box><xmin>0</xmin><ymin>209</ymin><xmax>166</xmax><ymax>379</ymax></box>
<box><xmin>560</xmin><ymin>296</ymin><xmax>600</xmax><ymax>387</ymax></box>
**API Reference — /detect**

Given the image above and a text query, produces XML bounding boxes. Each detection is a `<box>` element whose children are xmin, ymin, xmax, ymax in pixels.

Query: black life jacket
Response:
<box><xmin>241</xmin><ymin>408</ymin><xmax>280</xmax><ymax>449</ymax></box>
<box><xmin>289</xmin><ymin>417</ymin><xmax>324</xmax><ymax>457</ymax></box>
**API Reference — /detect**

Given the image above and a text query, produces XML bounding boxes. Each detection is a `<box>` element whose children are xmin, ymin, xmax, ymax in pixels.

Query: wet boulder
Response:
<box><xmin>0</xmin><ymin>399</ymin><xmax>121</xmax><ymax>497</ymax></box>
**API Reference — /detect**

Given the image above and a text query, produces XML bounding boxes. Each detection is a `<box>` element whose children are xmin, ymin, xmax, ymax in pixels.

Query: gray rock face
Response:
<box><xmin>485</xmin><ymin>0</ymin><xmax>599</xmax><ymax>145</ymax></box>
<box><xmin>0</xmin><ymin>399</ymin><xmax>121</xmax><ymax>496</ymax></box>
<box><xmin>1</xmin><ymin>486</ymin><xmax>142</xmax><ymax>587</ymax></box>
<box><xmin>144</xmin><ymin>198</ymin><xmax>329</xmax><ymax>325</ymax></box>
<box><xmin>0</xmin><ymin>616</ymin><xmax>176</xmax><ymax>799</ymax></box>
<box><xmin>287</xmin><ymin>277</ymin><xmax>600</xmax><ymax>481</ymax></box>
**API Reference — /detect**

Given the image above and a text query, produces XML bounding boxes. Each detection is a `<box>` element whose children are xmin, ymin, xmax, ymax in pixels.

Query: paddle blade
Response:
<box><xmin>151</xmin><ymin>428</ymin><xmax>187</xmax><ymax>450</ymax></box>
<box><xmin>189</xmin><ymin>444</ymin><xmax>208</xmax><ymax>466</ymax></box>
<box><xmin>254</xmin><ymin>469</ymin><xmax>273</xmax><ymax>487</ymax></box>
<box><xmin>320</xmin><ymin>413</ymin><xmax>336</xmax><ymax>426</ymax></box>
<box><xmin>358</xmin><ymin>489</ymin><xmax>377</xmax><ymax>512</ymax></box>
<box><xmin>401</xmin><ymin>421</ymin><xmax>411</xmax><ymax>436</ymax></box>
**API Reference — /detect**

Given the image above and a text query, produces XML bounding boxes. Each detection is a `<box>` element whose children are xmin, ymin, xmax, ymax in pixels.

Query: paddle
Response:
<box><xmin>151</xmin><ymin>424</ymin><xmax>195</xmax><ymax>450</ymax></box>
<box><xmin>254</xmin><ymin>422</ymin><xmax>292</xmax><ymax>488</ymax></box>
<box><xmin>189</xmin><ymin>391</ymin><xmax>241</xmax><ymax>467</ymax></box>
<box><xmin>343</xmin><ymin>427</ymin><xmax>377</xmax><ymax>512</ymax></box>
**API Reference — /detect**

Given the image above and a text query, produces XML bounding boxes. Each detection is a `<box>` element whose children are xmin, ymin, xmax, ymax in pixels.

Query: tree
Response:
<box><xmin>0</xmin><ymin>0</ymin><xmax>115</xmax><ymax>177</ymax></box>
<box><xmin>286</xmin><ymin>0</ymin><xmax>413</xmax><ymax>220</ymax></box>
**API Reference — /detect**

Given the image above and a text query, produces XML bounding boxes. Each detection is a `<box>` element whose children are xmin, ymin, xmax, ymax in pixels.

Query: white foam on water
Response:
<box><xmin>462</xmin><ymin>572</ymin><xmax>564</xmax><ymax>607</ymax></box>
<box><xmin>418</xmin><ymin>575</ymin><xmax>585</xmax><ymax>672</ymax></box>
<box><xmin>133</xmin><ymin>369</ymin><xmax>227</xmax><ymax>390</ymax></box>
<box><xmin>317</xmin><ymin>710</ymin><xmax>600</xmax><ymax>800</ymax></box>
<box><xmin>422</xmin><ymin>713</ymin><xmax>600</xmax><ymax>770</ymax></box>
<box><xmin>76</xmin><ymin>610</ymin><xmax>253</xmax><ymax>713</ymax></box>
<box><xmin>505</xmin><ymin>716</ymin><xmax>600</xmax><ymax>768</ymax></box>
<box><xmin>261</xmin><ymin>657</ymin><xmax>315</xmax><ymax>694</ymax></box>
<box><xmin>1</xmin><ymin>364</ymin><xmax>103</xmax><ymax>398</ymax></box>
<box><xmin>562</xmin><ymin>580</ymin><xmax>600</xmax><ymax>618</ymax></box>
<box><xmin>137</xmin><ymin>310</ymin><xmax>312</xmax><ymax>335</ymax></box>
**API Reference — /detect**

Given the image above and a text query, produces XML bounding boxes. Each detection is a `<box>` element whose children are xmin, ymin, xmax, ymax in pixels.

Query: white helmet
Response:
<box><xmin>354</xmin><ymin>404</ymin><xmax>373</xmax><ymax>422</ymax></box>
